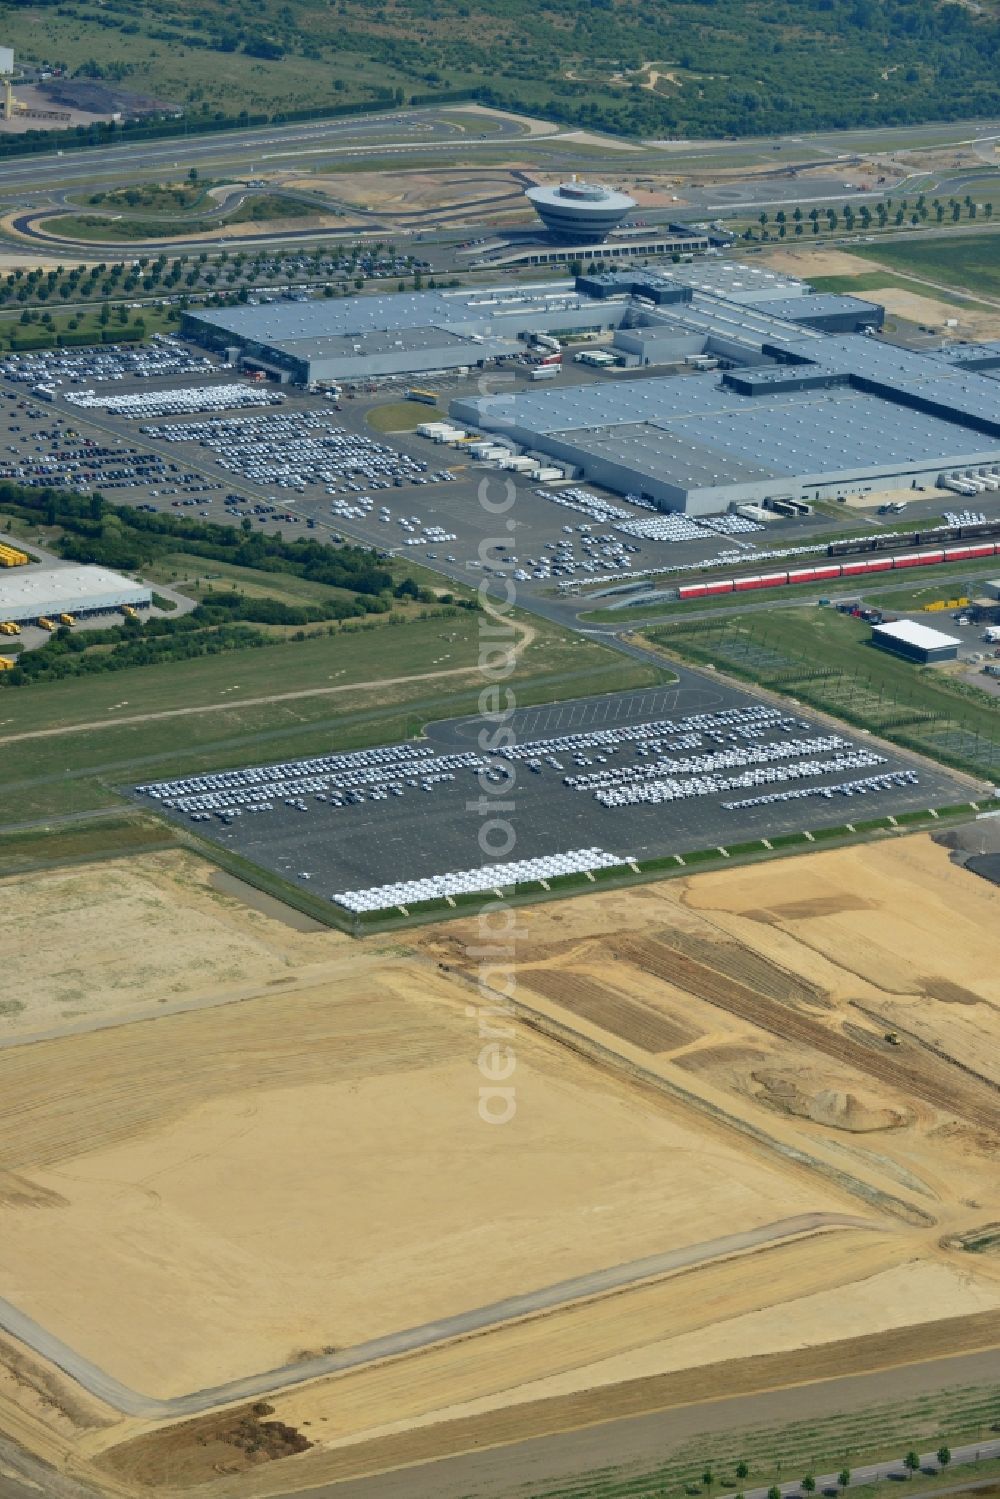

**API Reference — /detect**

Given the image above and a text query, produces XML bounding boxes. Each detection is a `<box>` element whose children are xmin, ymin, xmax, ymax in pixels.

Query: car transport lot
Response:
<box><xmin>0</xmin><ymin>346</ymin><xmax>834</xmax><ymax>597</ymax></box>
<box><xmin>130</xmin><ymin>683</ymin><xmax>964</xmax><ymax>910</ymax></box>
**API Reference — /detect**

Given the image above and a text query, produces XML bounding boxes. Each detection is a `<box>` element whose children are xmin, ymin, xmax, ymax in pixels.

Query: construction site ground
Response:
<box><xmin>0</xmin><ymin>834</ymin><xmax>998</xmax><ymax>1497</ymax></box>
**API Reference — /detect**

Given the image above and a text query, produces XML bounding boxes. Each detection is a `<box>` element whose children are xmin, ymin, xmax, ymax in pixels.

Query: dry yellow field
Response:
<box><xmin>0</xmin><ymin>852</ymin><xmax>344</xmax><ymax>1039</ymax></box>
<box><xmin>1</xmin><ymin>835</ymin><xmax>999</xmax><ymax>1498</ymax></box>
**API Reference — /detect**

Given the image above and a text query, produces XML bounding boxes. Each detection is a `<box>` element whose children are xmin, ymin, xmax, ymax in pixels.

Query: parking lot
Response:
<box><xmin>0</xmin><ymin>341</ymin><xmax>839</xmax><ymax>598</ymax></box>
<box><xmin>131</xmin><ymin>682</ymin><xmax>965</xmax><ymax>913</ymax></box>
<box><xmin>4</xmin><ymin>334</ymin><xmax>1000</xmax><ymax>638</ymax></box>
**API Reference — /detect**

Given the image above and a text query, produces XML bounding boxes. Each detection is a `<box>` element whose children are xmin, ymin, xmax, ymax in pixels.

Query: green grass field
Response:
<box><xmin>0</xmin><ymin>302</ymin><xmax>178</xmax><ymax>351</ymax></box>
<box><xmin>0</xmin><ymin>610</ymin><xmax>665</xmax><ymax>827</ymax></box>
<box><xmin>366</xmin><ymin>402</ymin><xmax>434</xmax><ymax>433</ymax></box>
<box><xmin>42</xmin><ymin>194</ymin><xmax>313</xmax><ymax>244</ymax></box>
<box><xmin>642</xmin><ymin>606</ymin><xmax>1000</xmax><ymax>781</ymax></box>
<box><xmin>845</xmin><ymin>235</ymin><xmax>1000</xmax><ymax>299</ymax></box>
<box><xmin>0</xmin><ymin>814</ymin><xmax>178</xmax><ymax>878</ymax></box>
<box><xmin>805</xmin><ymin>268</ymin><xmax>995</xmax><ymax>309</ymax></box>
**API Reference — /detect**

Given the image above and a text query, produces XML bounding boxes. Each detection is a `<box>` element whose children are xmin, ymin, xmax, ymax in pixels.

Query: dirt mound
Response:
<box><xmin>751</xmin><ymin>1068</ymin><xmax>911</xmax><ymax>1132</ymax></box>
<box><xmin>99</xmin><ymin>1402</ymin><xmax>311</xmax><ymax>1487</ymax></box>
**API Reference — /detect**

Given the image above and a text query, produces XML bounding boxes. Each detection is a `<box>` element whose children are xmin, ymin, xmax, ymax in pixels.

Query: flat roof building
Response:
<box><xmin>183</xmin><ymin>283</ymin><xmax>631</xmax><ymax>386</ymax></box>
<box><xmin>452</xmin><ymin>305</ymin><xmax>1000</xmax><ymax>515</ymax></box>
<box><xmin>0</xmin><ymin>564</ymin><xmax>151</xmax><ymax>623</ymax></box>
<box><xmin>871</xmin><ymin>619</ymin><xmax>961</xmax><ymax>663</ymax></box>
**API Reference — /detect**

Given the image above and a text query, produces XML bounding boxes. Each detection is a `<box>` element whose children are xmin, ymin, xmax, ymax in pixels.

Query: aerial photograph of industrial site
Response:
<box><xmin>0</xmin><ymin>2</ymin><xmax>999</xmax><ymax>1497</ymax></box>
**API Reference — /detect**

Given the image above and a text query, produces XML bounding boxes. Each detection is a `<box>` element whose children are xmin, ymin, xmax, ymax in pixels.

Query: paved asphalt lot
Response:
<box><xmin>135</xmin><ymin>682</ymin><xmax>964</xmax><ymax>905</ymax></box>
<box><xmin>0</xmin><ymin>354</ymin><xmax>839</xmax><ymax>604</ymax></box>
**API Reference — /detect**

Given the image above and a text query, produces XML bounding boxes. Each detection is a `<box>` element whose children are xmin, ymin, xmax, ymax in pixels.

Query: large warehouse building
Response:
<box><xmin>184</xmin><ymin>284</ymin><xmax>629</xmax><ymax>385</ymax></box>
<box><xmin>185</xmin><ymin>262</ymin><xmax>1000</xmax><ymax>518</ymax></box>
<box><xmin>183</xmin><ymin>264</ymin><xmax>876</xmax><ymax>388</ymax></box>
<box><xmin>0</xmin><ymin>565</ymin><xmax>151</xmax><ymax>624</ymax></box>
<box><xmin>448</xmin><ymin>269</ymin><xmax>1000</xmax><ymax>516</ymax></box>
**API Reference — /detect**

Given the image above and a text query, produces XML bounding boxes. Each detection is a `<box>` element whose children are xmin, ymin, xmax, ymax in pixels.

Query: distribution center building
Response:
<box><xmin>185</xmin><ymin>262</ymin><xmax>1000</xmax><ymax>518</ymax></box>
<box><xmin>0</xmin><ymin>565</ymin><xmax>151</xmax><ymax>624</ymax></box>
<box><xmin>871</xmin><ymin>619</ymin><xmax>961</xmax><ymax>664</ymax></box>
<box><xmin>451</xmin><ymin>274</ymin><xmax>1000</xmax><ymax>516</ymax></box>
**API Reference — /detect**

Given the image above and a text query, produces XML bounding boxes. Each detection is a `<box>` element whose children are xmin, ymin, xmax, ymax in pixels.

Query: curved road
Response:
<box><xmin>0</xmin><ymin>1215</ymin><xmax>870</xmax><ymax>1419</ymax></box>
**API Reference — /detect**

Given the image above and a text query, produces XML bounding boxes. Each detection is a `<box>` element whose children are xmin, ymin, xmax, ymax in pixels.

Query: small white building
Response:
<box><xmin>871</xmin><ymin>618</ymin><xmax>961</xmax><ymax>664</ymax></box>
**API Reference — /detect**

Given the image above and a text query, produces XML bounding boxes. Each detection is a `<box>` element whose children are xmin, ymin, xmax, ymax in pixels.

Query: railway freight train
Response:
<box><xmin>676</xmin><ymin>539</ymin><xmax>1000</xmax><ymax>601</ymax></box>
<box><xmin>828</xmin><ymin>519</ymin><xmax>1000</xmax><ymax>557</ymax></box>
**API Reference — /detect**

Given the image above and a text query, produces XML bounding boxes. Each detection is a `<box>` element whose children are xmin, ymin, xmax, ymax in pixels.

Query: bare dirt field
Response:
<box><xmin>750</xmin><ymin>247</ymin><xmax>877</xmax><ymax>278</ymax></box>
<box><xmin>321</xmin><ymin>168</ymin><xmax>527</xmax><ymax>215</ymax></box>
<box><xmin>1</xmin><ymin>834</ymin><xmax>999</xmax><ymax>1497</ymax></box>
<box><xmin>869</xmin><ymin>285</ymin><xmax>1000</xmax><ymax>336</ymax></box>
<box><xmin>0</xmin><ymin>850</ymin><xmax>345</xmax><ymax>1039</ymax></box>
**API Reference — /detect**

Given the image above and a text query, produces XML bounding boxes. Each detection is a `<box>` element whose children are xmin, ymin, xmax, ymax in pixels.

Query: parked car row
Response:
<box><xmin>723</xmin><ymin>768</ymin><xmax>920</xmax><ymax>811</ymax></box>
<box><xmin>594</xmin><ymin>750</ymin><xmax>889</xmax><ymax>808</ymax></box>
<box><xmin>564</xmin><ymin>734</ymin><xmax>859</xmax><ymax>794</ymax></box>
<box><xmin>333</xmin><ymin>847</ymin><xmax>627</xmax><ymax>913</ymax></box>
<box><xmin>70</xmin><ymin>383</ymin><xmax>285</xmax><ymax>417</ymax></box>
<box><xmin>0</xmin><ymin>336</ymin><xmax>214</xmax><ymax>387</ymax></box>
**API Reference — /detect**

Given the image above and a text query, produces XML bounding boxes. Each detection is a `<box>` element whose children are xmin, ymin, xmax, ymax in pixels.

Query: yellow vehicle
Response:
<box><xmin>37</xmin><ymin>616</ymin><xmax>56</xmax><ymax>632</ymax></box>
<box><xmin>405</xmin><ymin>388</ymin><xmax>439</xmax><ymax>405</ymax></box>
<box><xmin>59</xmin><ymin>613</ymin><xmax>75</xmax><ymax>626</ymax></box>
<box><xmin>0</xmin><ymin>620</ymin><xmax>20</xmax><ymax>636</ymax></box>
<box><xmin>0</xmin><ymin>656</ymin><xmax>15</xmax><ymax>671</ymax></box>
<box><xmin>121</xmin><ymin>604</ymin><xmax>138</xmax><ymax>619</ymax></box>
<box><xmin>0</xmin><ymin>542</ymin><xmax>28</xmax><ymax>568</ymax></box>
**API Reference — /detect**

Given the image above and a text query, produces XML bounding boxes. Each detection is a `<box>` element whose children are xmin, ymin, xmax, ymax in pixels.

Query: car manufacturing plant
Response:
<box><xmin>2</xmin><ymin>151</ymin><xmax>1000</xmax><ymax>1499</ymax></box>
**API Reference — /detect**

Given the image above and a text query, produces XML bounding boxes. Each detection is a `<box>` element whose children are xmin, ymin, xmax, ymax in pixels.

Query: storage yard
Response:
<box><xmin>2</xmin><ymin>832</ymin><xmax>1000</xmax><ymax>1494</ymax></box>
<box><xmin>130</xmin><ymin>684</ymin><xmax>964</xmax><ymax>913</ymax></box>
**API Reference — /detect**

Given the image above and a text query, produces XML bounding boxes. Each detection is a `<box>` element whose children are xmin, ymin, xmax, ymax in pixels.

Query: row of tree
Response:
<box><xmin>745</xmin><ymin>195</ymin><xmax>993</xmax><ymax>240</ymax></box>
<box><xmin>699</xmin><ymin>1445</ymin><xmax>954</xmax><ymax>1499</ymax></box>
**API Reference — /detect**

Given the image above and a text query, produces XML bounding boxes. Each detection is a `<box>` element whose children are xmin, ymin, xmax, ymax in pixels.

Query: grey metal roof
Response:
<box><xmin>657</xmin><ymin>390</ymin><xmax>996</xmax><ymax>477</ymax></box>
<box><xmin>750</xmin><ymin>293</ymin><xmax>881</xmax><ymax>322</ymax></box>
<box><xmin>460</xmin><ymin>352</ymin><xmax>1000</xmax><ymax>493</ymax></box>
<box><xmin>188</xmin><ymin>282</ymin><xmax>589</xmax><ymax>348</ymax></box>
<box><xmin>566</xmin><ymin>422</ymin><xmax>780</xmax><ymax>488</ymax></box>
<box><xmin>623</xmin><ymin>261</ymin><xmax>806</xmax><ymax>303</ymax></box>
<box><xmin>0</xmin><ymin>564</ymin><xmax>151</xmax><ymax>621</ymax></box>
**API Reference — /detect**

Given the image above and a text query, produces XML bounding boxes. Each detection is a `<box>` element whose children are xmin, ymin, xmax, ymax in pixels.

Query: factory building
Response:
<box><xmin>0</xmin><ymin>565</ymin><xmax>151</xmax><ymax>624</ymax></box>
<box><xmin>871</xmin><ymin>620</ymin><xmax>961</xmax><ymax>664</ymax></box>
<box><xmin>450</xmin><ymin>270</ymin><xmax>1000</xmax><ymax>516</ymax></box>
<box><xmin>184</xmin><ymin>284</ymin><xmax>633</xmax><ymax>386</ymax></box>
<box><xmin>186</xmin><ymin>262</ymin><xmax>1000</xmax><ymax>521</ymax></box>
